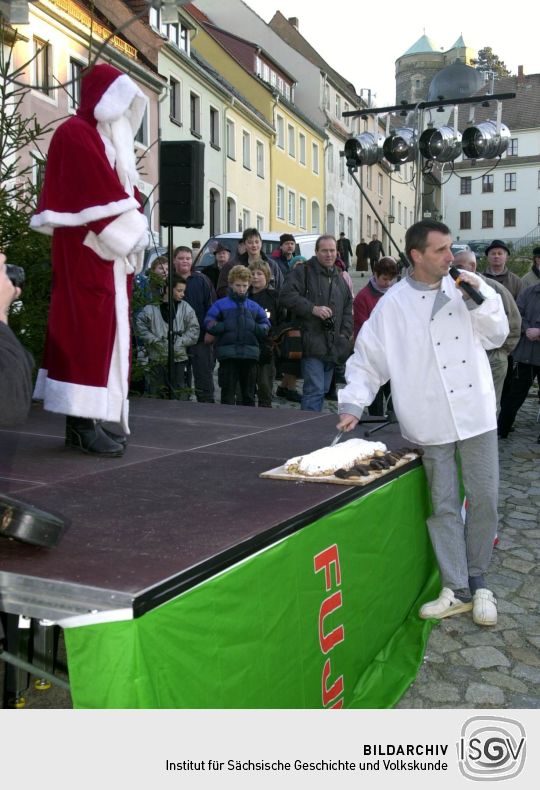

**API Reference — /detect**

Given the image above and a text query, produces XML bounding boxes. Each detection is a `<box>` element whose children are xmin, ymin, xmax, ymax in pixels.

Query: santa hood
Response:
<box><xmin>77</xmin><ymin>64</ymin><xmax>147</xmax><ymax>135</ymax></box>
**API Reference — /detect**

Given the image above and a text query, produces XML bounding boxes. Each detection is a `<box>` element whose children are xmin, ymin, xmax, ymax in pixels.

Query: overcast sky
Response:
<box><xmin>245</xmin><ymin>0</ymin><xmax>536</xmax><ymax>105</ymax></box>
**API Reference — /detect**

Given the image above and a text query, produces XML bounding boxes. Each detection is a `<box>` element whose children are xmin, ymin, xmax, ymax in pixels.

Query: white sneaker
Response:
<box><xmin>419</xmin><ymin>587</ymin><xmax>473</xmax><ymax>620</ymax></box>
<box><xmin>472</xmin><ymin>588</ymin><xmax>497</xmax><ymax>626</ymax></box>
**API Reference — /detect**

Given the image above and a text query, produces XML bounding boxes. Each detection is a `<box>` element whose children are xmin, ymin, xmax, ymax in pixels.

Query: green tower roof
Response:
<box><xmin>402</xmin><ymin>34</ymin><xmax>439</xmax><ymax>56</ymax></box>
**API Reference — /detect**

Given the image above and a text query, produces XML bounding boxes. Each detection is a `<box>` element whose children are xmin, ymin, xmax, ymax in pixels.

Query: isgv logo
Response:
<box><xmin>457</xmin><ymin>716</ymin><xmax>526</xmax><ymax>781</ymax></box>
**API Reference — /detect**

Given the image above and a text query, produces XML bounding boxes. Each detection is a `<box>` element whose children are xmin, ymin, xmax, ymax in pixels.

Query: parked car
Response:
<box><xmin>193</xmin><ymin>232</ymin><xmax>319</xmax><ymax>272</ymax></box>
<box><xmin>467</xmin><ymin>240</ymin><xmax>489</xmax><ymax>257</ymax></box>
<box><xmin>450</xmin><ymin>243</ymin><xmax>471</xmax><ymax>257</ymax></box>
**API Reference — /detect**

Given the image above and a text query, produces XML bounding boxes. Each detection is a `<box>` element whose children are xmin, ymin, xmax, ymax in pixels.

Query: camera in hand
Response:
<box><xmin>321</xmin><ymin>315</ymin><xmax>335</xmax><ymax>331</ymax></box>
<box><xmin>6</xmin><ymin>264</ymin><xmax>25</xmax><ymax>289</ymax></box>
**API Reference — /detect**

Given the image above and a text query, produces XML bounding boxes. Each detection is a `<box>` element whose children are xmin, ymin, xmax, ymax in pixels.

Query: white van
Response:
<box><xmin>193</xmin><ymin>232</ymin><xmax>319</xmax><ymax>272</ymax></box>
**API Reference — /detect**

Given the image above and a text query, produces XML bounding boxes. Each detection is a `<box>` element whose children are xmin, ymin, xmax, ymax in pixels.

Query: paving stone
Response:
<box><xmin>481</xmin><ymin>671</ymin><xmax>528</xmax><ymax>693</ymax></box>
<box><xmin>465</xmin><ymin>683</ymin><xmax>505</xmax><ymax>705</ymax></box>
<box><xmin>512</xmin><ymin>663</ymin><xmax>540</xmax><ymax>685</ymax></box>
<box><xmin>460</xmin><ymin>646</ymin><xmax>511</xmax><ymax>669</ymax></box>
<box><xmin>426</xmin><ymin>630</ymin><xmax>462</xmax><ymax>654</ymax></box>
<box><xmin>507</xmin><ymin>647</ymin><xmax>540</xmax><ymax>668</ymax></box>
<box><xmin>419</xmin><ymin>682</ymin><xmax>460</xmax><ymax>703</ymax></box>
<box><xmin>461</xmin><ymin>632</ymin><xmax>505</xmax><ymax>648</ymax></box>
<box><xmin>501</xmin><ymin>630</ymin><xmax>526</xmax><ymax>648</ymax></box>
<box><xmin>502</xmin><ymin>558</ymin><xmax>536</xmax><ymax>573</ymax></box>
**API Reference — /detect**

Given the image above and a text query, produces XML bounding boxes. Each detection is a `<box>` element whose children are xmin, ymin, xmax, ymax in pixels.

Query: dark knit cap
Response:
<box><xmin>280</xmin><ymin>233</ymin><xmax>296</xmax><ymax>245</ymax></box>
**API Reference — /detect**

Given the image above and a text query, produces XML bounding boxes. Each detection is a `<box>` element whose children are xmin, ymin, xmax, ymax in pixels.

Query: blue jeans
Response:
<box><xmin>301</xmin><ymin>357</ymin><xmax>335</xmax><ymax>411</ymax></box>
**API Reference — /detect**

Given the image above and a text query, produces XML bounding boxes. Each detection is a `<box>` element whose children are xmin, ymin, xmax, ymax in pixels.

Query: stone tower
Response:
<box><xmin>395</xmin><ymin>34</ymin><xmax>476</xmax><ymax>104</ymax></box>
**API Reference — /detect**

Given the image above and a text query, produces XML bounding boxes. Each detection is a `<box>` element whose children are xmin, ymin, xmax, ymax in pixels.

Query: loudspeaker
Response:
<box><xmin>159</xmin><ymin>140</ymin><xmax>205</xmax><ymax>228</ymax></box>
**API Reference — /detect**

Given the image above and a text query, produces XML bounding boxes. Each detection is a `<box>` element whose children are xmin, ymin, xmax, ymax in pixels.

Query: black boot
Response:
<box><xmin>65</xmin><ymin>417</ymin><xmax>125</xmax><ymax>457</ymax></box>
<box><xmin>99</xmin><ymin>424</ymin><xmax>127</xmax><ymax>449</ymax></box>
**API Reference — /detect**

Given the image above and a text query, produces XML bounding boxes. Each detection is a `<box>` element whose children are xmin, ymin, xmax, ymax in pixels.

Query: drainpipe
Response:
<box><xmin>271</xmin><ymin>90</ymin><xmax>279</xmax><ymax>230</ymax></box>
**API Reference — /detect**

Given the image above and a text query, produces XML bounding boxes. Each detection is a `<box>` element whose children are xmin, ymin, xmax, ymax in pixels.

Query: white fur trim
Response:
<box><xmin>33</xmin><ymin>371</ymin><xmax>110</xmax><ymax>420</ymax></box>
<box><xmin>30</xmin><ymin>196</ymin><xmax>140</xmax><ymax>233</ymax></box>
<box><xmin>87</xmin><ymin>209</ymin><xmax>148</xmax><ymax>260</ymax></box>
<box><xmin>94</xmin><ymin>74</ymin><xmax>147</xmax><ymax>134</ymax></box>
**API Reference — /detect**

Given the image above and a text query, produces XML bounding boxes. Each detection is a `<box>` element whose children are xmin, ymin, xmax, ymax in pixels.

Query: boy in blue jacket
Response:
<box><xmin>204</xmin><ymin>265</ymin><xmax>270</xmax><ymax>406</ymax></box>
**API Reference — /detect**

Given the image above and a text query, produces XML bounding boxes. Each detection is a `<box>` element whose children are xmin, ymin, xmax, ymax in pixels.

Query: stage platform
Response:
<box><xmin>1</xmin><ymin>401</ymin><xmax>437</xmax><ymax>708</ymax></box>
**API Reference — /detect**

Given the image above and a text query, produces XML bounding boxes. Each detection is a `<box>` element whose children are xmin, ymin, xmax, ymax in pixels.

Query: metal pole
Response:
<box><xmin>348</xmin><ymin>166</ymin><xmax>410</xmax><ymax>270</ymax></box>
<box><xmin>167</xmin><ymin>225</ymin><xmax>175</xmax><ymax>400</ymax></box>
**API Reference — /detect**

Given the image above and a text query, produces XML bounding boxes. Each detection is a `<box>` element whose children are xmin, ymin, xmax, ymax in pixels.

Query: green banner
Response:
<box><xmin>65</xmin><ymin>466</ymin><xmax>438</xmax><ymax>708</ymax></box>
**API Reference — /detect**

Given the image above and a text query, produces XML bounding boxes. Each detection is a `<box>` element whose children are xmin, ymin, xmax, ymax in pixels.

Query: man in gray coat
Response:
<box><xmin>454</xmin><ymin>250</ymin><xmax>521</xmax><ymax>413</ymax></box>
<box><xmin>279</xmin><ymin>235</ymin><xmax>353</xmax><ymax>411</ymax></box>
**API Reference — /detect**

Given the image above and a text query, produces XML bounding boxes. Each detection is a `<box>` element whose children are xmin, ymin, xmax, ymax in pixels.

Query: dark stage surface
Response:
<box><xmin>0</xmin><ymin>401</ymin><xmax>413</xmax><ymax>622</ymax></box>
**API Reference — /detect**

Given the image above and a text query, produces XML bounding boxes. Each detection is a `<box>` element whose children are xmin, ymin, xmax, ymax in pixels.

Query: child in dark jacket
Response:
<box><xmin>248</xmin><ymin>260</ymin><xmax>283</xmax><ymax>407</ymax></box>
<box><xmin>204</xmin><ymin>265</ymin><xmax>270</xmax><ymax>406</ymax></box>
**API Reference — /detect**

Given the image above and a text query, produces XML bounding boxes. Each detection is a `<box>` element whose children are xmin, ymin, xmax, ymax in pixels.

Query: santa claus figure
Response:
<box><xmin>31</xmin><ymin>64</ymin><xmax>150</xmax><ymax>456</ymax></box>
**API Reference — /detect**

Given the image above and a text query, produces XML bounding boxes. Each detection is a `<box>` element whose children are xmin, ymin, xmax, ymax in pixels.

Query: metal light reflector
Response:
<box><xmin>383</xmin><ymin>128</ymin><xmax>417</xmax><ymax>165</ymax></box>
<box><xmin>343</xmin><ymin>133</ymin><xmax>384</xmax><ymax>167</ymax></box>
<box><xmin>419</xmin><ymin>126</ymin><xmax>462</xmax><ymax>162</ymax></box>
<box><xmin>462</xmin><ymin>121</ymin><xmax>510</xmax><ymax>159</ymax></box>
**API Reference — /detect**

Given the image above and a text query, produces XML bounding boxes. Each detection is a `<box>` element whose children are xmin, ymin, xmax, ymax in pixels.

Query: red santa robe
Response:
<box><xmin>30</xmin><ymin>64</ymin><xmax>149</xmax><ymax>433</ymax></box>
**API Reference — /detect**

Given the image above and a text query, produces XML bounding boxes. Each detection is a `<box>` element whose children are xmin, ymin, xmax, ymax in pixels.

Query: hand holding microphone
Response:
<box><xmin>449</xmin><ymin>266</ymin><xmax>485</xmax><ymax>305</ymax></box>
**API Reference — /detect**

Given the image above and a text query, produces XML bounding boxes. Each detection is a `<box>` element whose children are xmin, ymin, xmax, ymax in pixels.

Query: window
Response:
<box><xmin>507</xmin><ymin>138</ymin><xmax>518</xmax><ymax>156</ymax></box>
<box><xmin>377</xmin><ymin>173</ymin><xmax>383</xmax><ymax>197</ymax></box>
<box><xmin>398</xmin><ymin>201</ymin><xmax>402</xmax><ymax>224</ymax></box>
<box><xmin>312</xmin><ymin>200</ymin><xmax>320</xmax><ymax>232</ymax></box>
<box><xmin>288</xmin><ymin>124</ymin><xmax>295</xmax><ymax>157</ymax></box>
<box><xmin>189</xmin><ymin>92</ymin><xmax>201</xmax><ymax>136</ymax></box>
<box><xmin>504</xmin><ymin>208</ymin><xmax>516</xmax><ymax>227</ymax></box>
<box><xmin>338</xmin><ymin>213</ymin><xmax>345</xmax><ymax>234</ymax></box>
<box><xmin>242</xmin><ymin>130</ymin><xmax>251</xmax><ymax>169</ymax></box>
<box><xmin>34</xmin><ymin>37</ymin><xmax>51</xmax><ymax>95</ymax></box>
<box><xmin>262</xmin><ymin>63</ymin><xmax>270</xmax><ymax>82</ymax></box>
<box><xmin>169</xmin><ymin>77</ymin><xmax>181</xmax><ymax>123</ymax></box>
<box><xmin>339</xmin><ymin>154</ymin><xmax>345</xmax><ymax>180</ymax></box>
<box><xmin>460</xmin><ymin>177</ymin><xmax>472</xmax><ymax>195</ymax></box>
<box><xmin>299</xmin><ymin>133</ymin><xmax>306</xmax><ymax>165</ymax></box>
<box><xmin>460</xmin><ymin>211</ymin><xmax>471</xmax><ymax>230</ymax></box>
<box><xmin>134</xmin><ymin>107</ymin><xmax>148</xmax><ymax>146</ymax></box>
<box><xmin>391</xmin><ymin>196</ymin><xmax>395</xmax><ymax>217</ymax></box>
<box><xmin>226</xmin><ymin>119</ymin><xmax>235</xmax><ymax>159</ymax></box>
<box><xmin>347</xmin><ymin>217</ymin><xmax>353</xmax><ymax>240</ymax></box>
<box><xmin>505</xmin><ymin>173</ymin><xmax>516</xmax><ymax>191</ymax></box>
<box><xmin>149</xmin><ymin>10</ymin><xmax>190</xmax><ymax>54</ymax></box>
<box><xmin>276</xmin><ymin>185</ymin><xmax>285</xmax><ymax>220</ymax></box>
<box><xmin>276</xmin><ymin>115</ymin><xmax>284</xmax><ymax>149</ymax></box>
<box><xmin>482</xmin><ymin>175</ymin><xmax>494</xmax><ymax>193</ymax></box>
<box><xmin>256</xmin><ymin>215</ymin><xmax>264</xmax><ymax>231</ymax></box>
<box><xmin>210</xmin><ymin>107</ymin><xmax>219</xmax><ymax>147</ymax></box>
<box><xmin>312</xmin><ymin>143</ymin><xmax>319</xmax><ymax>174</ymax></box>
<box><xmin>242</xmin><ymin>209</ymin><xmax>250</xmax><ymax>230</ymax></box>
<box><xmin>327</xmin><ymin>143</ymin><xmax>334</xmax><ymax>173</ymax></box>
<box><xmin>367</xmin><ymin>215</ymin><xmax>372</xmax><ymax>236</ymax></box>
<box><xmin>68</xmin><ymin>58</ymin><xmax>83</xmax><ymax>109</ymax></box>
<box><xmin>299</xmin><ymin>197</ymin><xmax>307</xmax><ymax>229</ymax></box>
<box><xmin>482</xmin><ymin>210</ymin><xmax>493</xmax><ymax>228</ymax></box>
<box><xmin>323</xmin><ymin>84</ymin><xmax>330</xmax><ymax>110</ymax></box>
<box><xmin>256</xmin><ymin>141</ymin><xmax>264</xmax><ymax>178</ymax></box>
<box><xmin>335</xmin><ymin>95</ymin><xmax>341</xmax><ymax>118</ymax></box>
<box><xmin>288</xmin><ymin>190</ymin><xmax>296</xmax><ymax>225</ymax></box>
<box><xmin>344</xmin><ymin>103</ymin><xmax>350</xmax><ymax>127</ymax></box>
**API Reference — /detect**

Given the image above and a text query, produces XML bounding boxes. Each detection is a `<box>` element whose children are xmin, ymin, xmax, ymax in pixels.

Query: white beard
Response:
<box><xmin>97</xmin><ymin>115</ymin><xmax>138</xmax><ymax>196</ymax></box>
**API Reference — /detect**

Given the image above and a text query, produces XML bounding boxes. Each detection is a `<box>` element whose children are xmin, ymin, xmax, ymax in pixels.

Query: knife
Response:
<box><xmin>330</xmin><ymin>430</ymin><xmax>344</xmax><ymax>447</ymax></box>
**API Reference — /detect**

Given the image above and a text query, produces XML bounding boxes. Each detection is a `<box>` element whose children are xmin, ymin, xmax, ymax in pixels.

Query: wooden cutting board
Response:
<box><xmin>260</xmin><ymin>452</ymin><xmax>419</xmax><ymax>486</ymax></box>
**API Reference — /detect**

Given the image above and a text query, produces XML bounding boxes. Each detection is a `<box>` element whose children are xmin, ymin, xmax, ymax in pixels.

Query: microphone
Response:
<box><xmin>449</xmin><ymin>266</ymin><xmax>485</xmax><ymax>305</ymax></box>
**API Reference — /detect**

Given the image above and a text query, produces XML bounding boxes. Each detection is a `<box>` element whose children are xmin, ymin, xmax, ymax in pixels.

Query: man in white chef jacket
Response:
<box><xmin>337</xmin><ymin>220</ymin><xmax>509</xmax><ymax>627</ymax></box>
